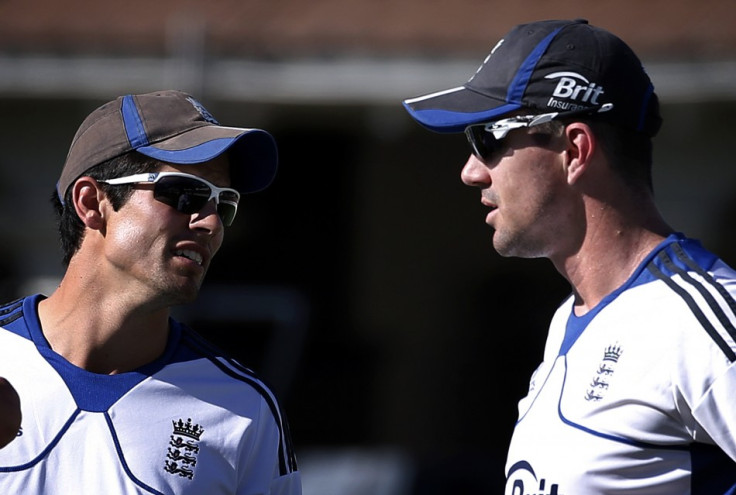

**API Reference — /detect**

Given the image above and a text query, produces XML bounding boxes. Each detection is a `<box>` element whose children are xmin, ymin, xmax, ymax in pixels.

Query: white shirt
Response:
<box><xmin>505</xmin><ymin>234</ymin><xmax>736</xmax><ymax>494</ymax></box>
<box><xmin>0</xmin><ymin>294</ymin><xmax>301</xmax><ymax>495</ymax></box>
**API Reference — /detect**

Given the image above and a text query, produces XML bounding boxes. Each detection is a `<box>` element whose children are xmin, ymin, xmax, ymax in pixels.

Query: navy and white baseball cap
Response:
<box><xmin>58</xmin><ymin>90</ymin><xmax>278</xmax><ymax>200</ymax></box>
<box><xmin>403</xmin><ymin>19</ymin><xmax>662</xmax><ymax>136</ymax></box>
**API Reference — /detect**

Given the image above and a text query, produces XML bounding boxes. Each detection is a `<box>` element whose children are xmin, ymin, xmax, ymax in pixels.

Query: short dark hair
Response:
<box><xmin>588</xmin><ymin>121</ymin><xmax>655</xmax><ymax>193</ymax></box>
<box><xmin>534</xmin><ymin>118</ymin><xmax>655</xmax><ymax>193</ymax></box>
<box><xmin>51</xmin><ymin>152</ymin><xmax>162</xmax><ymax>266</ymax></box>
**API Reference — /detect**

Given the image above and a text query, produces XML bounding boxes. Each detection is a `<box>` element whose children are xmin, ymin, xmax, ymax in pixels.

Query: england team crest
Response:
<box><xmin>585</xmin><ymin>343</ymin><xmax>623</xmax><ymax>401</ymax></box>
<box><xmin>164</xmin><ymin>418</ymin><xmax>204</xmax><ymax>480</ymax></box>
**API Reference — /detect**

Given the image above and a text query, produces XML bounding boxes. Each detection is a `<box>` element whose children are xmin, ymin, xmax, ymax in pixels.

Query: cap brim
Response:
<box><xmin>403</xmin><ymin>86</ymin><xmax>522</xmax><ymax>133</ymax></box>
<box><xmin>137</xmin><ymin>126</ymin><xmax>277</xmax><ymax>193</ymax></box>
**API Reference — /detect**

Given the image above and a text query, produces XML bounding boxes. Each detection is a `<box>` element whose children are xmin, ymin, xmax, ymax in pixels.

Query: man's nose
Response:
<box><xmin>460</xmin><ymin>154</ymin><xmax>490</xmax><ymax>187</ymax></box>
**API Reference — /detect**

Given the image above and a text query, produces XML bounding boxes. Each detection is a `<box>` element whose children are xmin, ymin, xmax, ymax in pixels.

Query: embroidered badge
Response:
<box><xmin>185</xmin><ymin>97</ymin><xmax>220</xmax><ymax>125</ymax></box>
<box><xmin>585</xmin><ymin>344</ymin><xmax>623</xmax><ymax>401</ymax></box>
<box><xmin>164</xmin><ymin>418</ymin><xmax>204</xmax><ymax>480</ymax></box>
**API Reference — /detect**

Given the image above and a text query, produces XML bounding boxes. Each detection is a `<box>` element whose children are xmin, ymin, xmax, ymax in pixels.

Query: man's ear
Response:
<box><xmin>70</xmin><ymin>177</ymin><xmax>107</xmax><ymax>231</ymax></box>
<box><xmin>564</xmin><ymin>123</ymin><xmax>596</xmax><ymax>185</ymax></box>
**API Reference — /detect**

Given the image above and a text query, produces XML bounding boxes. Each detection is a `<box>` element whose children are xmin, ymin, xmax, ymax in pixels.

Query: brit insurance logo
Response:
<box><xmin>544</xmin><ymin>71</ymin><xmax>607</xmax><ymax>111</ymax></box>
<box><xmin>164</xmin><ymin>418</ymin><xmax>204</xmax><ymax>480</ymax></box>
<box><xmin>506</xmin><ymin>461</ymin><xmax>564</xmax><ymax>495</ymax></box>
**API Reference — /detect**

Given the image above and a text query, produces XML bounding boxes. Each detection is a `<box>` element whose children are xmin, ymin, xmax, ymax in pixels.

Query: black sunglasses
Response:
<box><xmin>464</xmin><ymin>103</ymin><xmax>614</xmax><ymax>162</ymax></box>
<box><xmin>100</xmin><ymin>172</ymin><xmax>240</xmax><ymax>226</ymax></box>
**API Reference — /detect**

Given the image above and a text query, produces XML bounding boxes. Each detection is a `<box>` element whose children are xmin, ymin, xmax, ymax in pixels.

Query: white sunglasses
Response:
<box><xmin>100</xmin><ymin>171</ymin><xmax>240</xmax><ymax>226</ymax></box>
<box><xmin>464</xmin><ymin>103</ymin><xmax>614</xmax><ymax>160</ymax></box>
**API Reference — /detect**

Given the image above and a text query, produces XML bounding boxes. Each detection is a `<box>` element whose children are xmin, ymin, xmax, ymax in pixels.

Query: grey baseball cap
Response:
<box><xmin>57</xmin><ymin>90</ymin><xmax>278</xmax><ymax>200</ymax></box>
<box><xmin>403</xmin><ymin>19</ymin><xmax>662</xmax><ymax>136</ymax></box>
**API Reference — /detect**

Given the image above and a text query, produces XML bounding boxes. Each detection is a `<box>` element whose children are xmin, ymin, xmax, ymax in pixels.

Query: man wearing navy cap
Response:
<box><xmin>404</xmin><ymin>19</ymin><xmax>736</xmax><ymax>493</ymax></box>
<box><xmin>0</xmin><ymin>90</ymin><xmax>301</xmax><ymax>494</ymax></box>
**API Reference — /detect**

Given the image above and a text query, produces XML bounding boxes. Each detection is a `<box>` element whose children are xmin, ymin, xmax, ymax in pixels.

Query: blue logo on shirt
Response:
<box><xmin>506</xmin><ymin>461</ymin><xmax>563</xmax><ymax>495</ymax></box>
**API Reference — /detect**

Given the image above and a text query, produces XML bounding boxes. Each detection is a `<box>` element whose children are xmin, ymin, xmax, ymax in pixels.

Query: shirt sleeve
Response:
<box><xmin>237</xmin><ymin>396</ymin><xmax>302</xmax><ymax>495</ymax></box>
<box><xmin>691</xmin><ymin>360</ymin><xmax>736</xmax><ymax>462</ymax></box>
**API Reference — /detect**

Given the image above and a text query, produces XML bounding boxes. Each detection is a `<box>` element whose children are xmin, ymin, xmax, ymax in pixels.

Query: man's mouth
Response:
<box><xmin>482</xmin><ymin>199</ymin><xmax>498</xmax><ymax>212</ymax></box>
<box><xmin>174</xmin><ymin>249</ymin><xmax>204</xmax><ymax>266</ymax></box>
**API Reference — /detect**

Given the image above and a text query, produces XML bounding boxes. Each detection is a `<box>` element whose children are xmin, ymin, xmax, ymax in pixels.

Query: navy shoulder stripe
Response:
<box><xmin>180</xmin><ymin>328</ymin><xmax>298</xmax><ymax>475</ymax></box>
<box><xmin>672</xmin><ymin>243</ymin><xmax>736</xmax><ymax>334</ymax></box>
<box><xmin>0</xmin><ymin>298</ymin><xmax>24</xmax><ymax>327</ymax></box>
<box><xmin>647</xmin><ymin>248</ymin><xmax>736</xmax><ymax>362</ymax></box>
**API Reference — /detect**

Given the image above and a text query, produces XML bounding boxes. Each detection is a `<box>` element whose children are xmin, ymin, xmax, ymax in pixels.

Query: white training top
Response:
<box><xmin>0</xmin><ymin>294</ymin><xmax>301</xmax><ymax>495</ymax></box>
<box><xmin>505</xmin><ymin>233</ymin><xmax>736</xmax><ymax>494</ymax></box>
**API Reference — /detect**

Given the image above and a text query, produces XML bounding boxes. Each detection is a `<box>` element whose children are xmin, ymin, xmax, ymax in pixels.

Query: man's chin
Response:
<box><xmin>163</xmin><ymin>280</ymin><xmax>203</xmax><ymax>307</ymax></box>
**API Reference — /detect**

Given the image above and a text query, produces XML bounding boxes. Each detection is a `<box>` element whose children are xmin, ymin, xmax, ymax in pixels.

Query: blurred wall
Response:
<box><xmin>1</xmin><ymin>93</ymin><xmax>736</xmax><ymax>492</ymax></box>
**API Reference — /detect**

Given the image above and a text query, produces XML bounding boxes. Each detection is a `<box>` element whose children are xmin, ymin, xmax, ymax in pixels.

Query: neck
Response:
<box><xmin>37</xmin><ymin>261</ymin><xmax>171</xmax><ymax>375</ymax></box>
<box><xmin>553</xmin><ymin>198</ymin><xmax>673</xmax><ymax>315</ymax></box>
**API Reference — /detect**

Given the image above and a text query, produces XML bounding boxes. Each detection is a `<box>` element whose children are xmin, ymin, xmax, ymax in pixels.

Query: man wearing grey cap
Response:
<box><xmin>0</xmin><ymin>90</ymin><xmax>301</xmax><ymax>494</ymax></box>
<box><xmin>404</xmin><ymin>19</ymin><xmax>736</xmax><ymax>493</ymax></box>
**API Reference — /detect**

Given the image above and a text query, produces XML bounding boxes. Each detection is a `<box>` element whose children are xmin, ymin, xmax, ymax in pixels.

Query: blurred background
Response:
<box><xmin>0</xmin><ymin>1</ymin><xmax>735</xmax><ymax>493</ymax></box>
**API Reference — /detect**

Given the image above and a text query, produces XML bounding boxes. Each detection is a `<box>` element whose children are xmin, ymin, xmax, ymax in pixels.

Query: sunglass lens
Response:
<box><xmin>466</xmin><ymin>126</ymin><xmax>500</xmax><ymax>161</ymax></box>
<box><xmin>217</xmin><ymin>191</ymin><xmax>239</xmax><ymax>226</ymax></box>
<box><xmin>154</xmin><ymin>176</ymin><xmax>239</xmax><ymax>226</ymax></box>
<box><xmin>216</xmin><ymin>202</ymin><xmax>237</xmax><ymax>227</ymax></box>
<box><xmin>154</xmin><ymin>177</ymin><xmax>210</xmax><ymax>215</ymax></box>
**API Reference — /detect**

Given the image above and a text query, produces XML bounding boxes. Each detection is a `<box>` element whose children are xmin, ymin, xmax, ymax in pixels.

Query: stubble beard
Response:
<box><xmin>147</xmin><ymin>266</ymin><xmax>206</xmax><ymax>308</ymax></box>
<box><xmin>491</xmin><ymin>222</ymin><xmax>551</xmax><ymax>259</ymax></box>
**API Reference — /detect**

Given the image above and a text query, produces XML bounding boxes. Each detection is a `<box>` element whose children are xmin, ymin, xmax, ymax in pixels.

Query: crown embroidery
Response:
<box><xmin>164</xmin><ymin>418</ymin><xmax>205</xmax><ymax>480</ymax></box>
<box><xmin>603</xmin><ymin>344</ymin><xmax>623</xmax><ymax>363</ymax></box>
<box><xmin>172</xmin><ymin>418</ymin><xmax>204</xmax><ymax>440</ymax></box>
